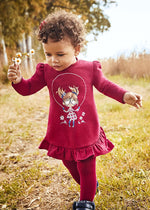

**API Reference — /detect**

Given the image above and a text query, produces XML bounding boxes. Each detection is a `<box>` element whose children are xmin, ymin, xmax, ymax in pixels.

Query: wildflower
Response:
<box><xmin>16</xmin><ymin>52</ymin><xmax>22</xmax><ymax>58</ymax></box>
<box><xmin>15</xmin><ymin>58</ymin><xmax>21</xmax><ymax>65</ymax></box>
<box><xmin>12</xmin><ymin>57</ymin><xmax>16</xmax><ymax>63</ymax></box>
<box><xmin>30</xmin><ymin>49</ymin><xmax>35</xmax><ymax>55</ymax></box>
<box><xmin>11</xmin><ymin>49</ymin><xmax>35</xmax><ymax>66</ymax></box>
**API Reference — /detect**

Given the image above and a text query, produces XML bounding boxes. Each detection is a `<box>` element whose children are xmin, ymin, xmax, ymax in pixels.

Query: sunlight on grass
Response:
<box><xmin>0</xmin><ymin>167</ymin><xmax>41</xmax><ymax>208</ymax></box>
<box><xmin>93</xmin><ymin>80</ymin><xmax>150</xmax><ymax>209</ymax></box>
<box><xmin>0</xmin><ymin>77</ymin><xmax>150</xmax><ymax>209</ymax></box>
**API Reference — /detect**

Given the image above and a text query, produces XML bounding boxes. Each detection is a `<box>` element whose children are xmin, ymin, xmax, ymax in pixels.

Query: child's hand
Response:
<box><xmin>7</xmin><ymin>64</ymin><xmax>22</xmax><ymax>84</ymax></box>
<box><xmin>123</xmin><ymin>92</ymin><xmax>142</xmax><ymax>109</ymax></box>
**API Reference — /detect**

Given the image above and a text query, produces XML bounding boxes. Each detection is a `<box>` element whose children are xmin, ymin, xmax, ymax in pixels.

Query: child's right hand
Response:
<box><xmin>7</xmin><ymin>64</ymin><xmax>22</xmax><ymax>84</ymax></box>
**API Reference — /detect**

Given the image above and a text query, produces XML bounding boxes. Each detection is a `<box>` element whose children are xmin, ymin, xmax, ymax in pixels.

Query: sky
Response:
<box><xmin>79</xmin><ymin>0</ymin><xmax>150</xmax><ymax>60</ymax></box>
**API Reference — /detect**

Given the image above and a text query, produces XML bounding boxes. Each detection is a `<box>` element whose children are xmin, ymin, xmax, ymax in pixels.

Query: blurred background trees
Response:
<box><xmin>0</xmin><ymin>0</ymin><xmax>115</xmax><ymax>69</ymax></box>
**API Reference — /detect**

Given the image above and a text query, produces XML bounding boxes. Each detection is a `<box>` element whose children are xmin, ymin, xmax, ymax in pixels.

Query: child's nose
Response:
<box><xmin>51</xmin><ymin>56</ymin><xmax>59</xmax><ymax>63</ymax></box>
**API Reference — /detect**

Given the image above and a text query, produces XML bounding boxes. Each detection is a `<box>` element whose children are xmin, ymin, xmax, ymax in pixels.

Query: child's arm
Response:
<box><xmin>93</xmin><ymin>61</ymin><xmax>126</xmax><ymax>103</ymax></box>
<box><xmin>7</xmin><ymin>63</ymin><xmax>46</xmax><ymax>96</ymax></box>
<box><xmin>123</xmin><ymin>92</ymin><xmax>142</xmax><ymax>109</ymax></box>
<box><xmin>93</xmin><ymin>61</ymin><xmax>142</xmax><ymax>108</ymax></box>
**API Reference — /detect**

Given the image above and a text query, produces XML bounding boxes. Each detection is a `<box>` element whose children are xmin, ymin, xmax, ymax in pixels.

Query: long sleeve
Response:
<box><xmin>12</xmin><ymin>63</ymin><xmax>47</xmax><ymax>96</ymax></box>
<box><xmin>93</xmin><ymin>61</ymin><xmax>127</xmax><ymax>103</ymax></box>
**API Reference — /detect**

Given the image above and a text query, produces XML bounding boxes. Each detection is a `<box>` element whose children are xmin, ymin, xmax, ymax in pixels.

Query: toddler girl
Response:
<box><xmin>7</xmin><ymin>10</ymin><xmax>142</xmax><ymax>210</ymax></box>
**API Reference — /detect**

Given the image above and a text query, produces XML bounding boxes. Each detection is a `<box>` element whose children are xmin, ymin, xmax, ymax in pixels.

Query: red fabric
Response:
<box><xmin>78</xmin><ymin>157</ymin><xmax>96</xmax><ymax>201</ymax></box>
<box><xmin>63</xmin><ymin>157</ymin><xmax>97</xmax><ymax>201</ymax></box>
<box><xmin>40</xmin><ymin>127</ymin><xmax>114</xmax><ymax>161</ymax></box>
<box><xmin>12</xmin><ymin>60</ymin><xmax>127</xmax><ymax>161</ymax></box>
<box><xmin>62</xmin><ymin>160</ymin><xmax>80</xmax><ymax>185</ymax></box>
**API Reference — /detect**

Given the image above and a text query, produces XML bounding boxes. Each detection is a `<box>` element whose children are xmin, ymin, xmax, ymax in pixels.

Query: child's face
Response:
<box><xmin>43</xmin><ymin>38</ymin><xmax>80</xmax><ymax>71</ymax></box>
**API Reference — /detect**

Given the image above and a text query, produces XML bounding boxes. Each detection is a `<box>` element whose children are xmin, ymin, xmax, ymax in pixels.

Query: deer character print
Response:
<box><xmin>57</xmin><ymin>86</ymin><xmax>80</xmax><ymax>127</ymax></box>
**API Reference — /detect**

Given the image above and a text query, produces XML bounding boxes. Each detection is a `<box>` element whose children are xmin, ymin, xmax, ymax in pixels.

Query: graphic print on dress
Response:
<box><xmin>51</xmin><ymin>73</ymin><xmax>87</xmax><ymax>127</ymax></box>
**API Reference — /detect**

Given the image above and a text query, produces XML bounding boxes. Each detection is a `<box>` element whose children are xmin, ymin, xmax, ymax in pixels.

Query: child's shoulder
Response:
<box><xmin>78</xmin><ymin>59</ymin><xmax>101</xmax><ymax>68</ymax></box>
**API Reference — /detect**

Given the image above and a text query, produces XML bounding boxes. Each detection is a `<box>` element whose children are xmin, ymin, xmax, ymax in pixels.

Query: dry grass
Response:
<box><xmin>0</xmin><ymin>76</ymin><xmax>150</xmax><ymax>210</ymax></box>
<box><xmin>0</xmin><ymin>86</ymin><xmax>77</xmax><ymax>210</ymax></box>
<box><xmin>101</xmin><ymin>52</ymin><xmax>150</xmax><ymax>79</ymax></box>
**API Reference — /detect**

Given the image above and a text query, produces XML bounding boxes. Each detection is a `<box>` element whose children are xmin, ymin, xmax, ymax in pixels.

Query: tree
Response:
<box><xmin>0</xmin><ymin>0</ymin><xmax>115</xmax><ymax>47</ymax></box>
<box><xmin>0</xmin><ymin>0</ymin><xmax>46</xmax><ymax>70</ymax></box>
<box><xmin>0</xmin><ymin>0</ymin><xmax>46</xmax><ymax>47</ymax></box>
<box><xmin>0</xmin><ymin>0</ymin><xmax>116</xmax><ymax>71</ymax></box>
<box><xmin>0</xmin><ymin>22</ymin><xmax>8</xmax><ymax>66</ymax></box>
<box><xmin>46</xmin><ymin>0</ymin><xmax>115</xmax><ymax>35</ymax></box>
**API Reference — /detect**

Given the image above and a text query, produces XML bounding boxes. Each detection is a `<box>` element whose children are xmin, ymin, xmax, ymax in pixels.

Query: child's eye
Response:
<box><xmin>57</xmin><ymin>54</ymin><xmax>65</xmax><ymax>57</ymax></box>
<box><xmin>45</xmin><ymin>53</ymin><xmax>51</xmax><ymax>57</ymax></box>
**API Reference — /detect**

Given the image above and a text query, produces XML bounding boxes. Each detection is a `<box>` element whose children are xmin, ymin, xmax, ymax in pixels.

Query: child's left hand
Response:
<box><xmin>123</xmin><ymin>92</ymin><xmax>142</xmax><ymax>109</ymax></box>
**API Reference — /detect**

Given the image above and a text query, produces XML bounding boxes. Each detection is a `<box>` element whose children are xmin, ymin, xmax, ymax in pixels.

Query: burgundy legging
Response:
<box><xmin>62</xmin><ymin>156</ymin><xmax>97</xmax><ymax>201</ymax></box>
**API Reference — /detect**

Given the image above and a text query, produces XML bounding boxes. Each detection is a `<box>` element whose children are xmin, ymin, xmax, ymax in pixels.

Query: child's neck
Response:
<box><xmin>73</xmin><ymin>57</ymin><xmax>78</xmax><ymax>64</ymax></box>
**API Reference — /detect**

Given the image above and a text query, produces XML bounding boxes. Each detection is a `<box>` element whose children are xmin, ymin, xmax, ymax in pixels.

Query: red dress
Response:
<box><xmin>12</xmin><ymin>60</ymin><xmax>127</xmax><ymax>161</ymax></box>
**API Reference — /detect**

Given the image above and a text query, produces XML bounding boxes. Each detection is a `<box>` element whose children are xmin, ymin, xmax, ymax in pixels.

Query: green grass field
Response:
<box><xmin>0</xmin><ymin>76</ymin><xmax>149</xmax><ymax>210</ymax></box>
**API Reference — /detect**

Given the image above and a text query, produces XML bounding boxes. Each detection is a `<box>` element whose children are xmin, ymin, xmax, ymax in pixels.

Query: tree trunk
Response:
<box><xmin>1</xmin><ymin>38</ymin><xmax>8</xmax><ymax>66</ymax></box>
<box><xmin>27</xmin><ymin>35</ymin><xmax>33</xmax><ymax>73</ymax></box>
<box><xmin>22</xmin><ymin>33</ymin><xmax>28</xmax><ymax>74</ymax></box>
<box><xmin>0</xmin><ymin>22</ymin><xmax>8</xmax><ymax>66</ymax></box>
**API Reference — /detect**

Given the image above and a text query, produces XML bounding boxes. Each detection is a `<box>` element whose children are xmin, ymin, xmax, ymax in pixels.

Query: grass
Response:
<box><xmin>0</xmin><ymin>76</ymin><xmax>150</xmax><ymax>209</ymax></box>
<box><xmin>0</xmin><ymin>167</ymin><xmax>41</xmax><ymax>208</ymax></box>
<box><xmin>101</xmin><ymin>52</ymin><xmax>150</xmax><ymax>79</ymax></box>
<box><xmin>94</xmin><ymin>77</ymin><xmax>150</xmax><ymax>209</ymax></box>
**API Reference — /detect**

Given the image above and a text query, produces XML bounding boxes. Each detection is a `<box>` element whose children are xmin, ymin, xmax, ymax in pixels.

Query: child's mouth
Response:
<box><xmin>53</xmin><ymin>65</ymin><xmax>61</xmax><ymax>69</ymax></box>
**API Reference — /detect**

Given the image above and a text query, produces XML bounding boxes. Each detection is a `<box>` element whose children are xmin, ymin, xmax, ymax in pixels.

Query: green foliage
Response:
<box><xmin>0</xmin><ymin>0</ymin><xmax>115</xmax><ymax>47</ymax></box>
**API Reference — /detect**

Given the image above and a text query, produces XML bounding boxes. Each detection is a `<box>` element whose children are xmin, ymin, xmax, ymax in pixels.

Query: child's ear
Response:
<box><xmin>74</xmin><ymin>45</ymin><xmax>80</xmax><ymax>56</ymax></box>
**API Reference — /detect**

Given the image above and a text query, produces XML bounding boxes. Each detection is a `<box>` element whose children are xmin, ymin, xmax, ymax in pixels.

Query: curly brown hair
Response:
<box><xmin>38</xmin><ymin>10</ymin><xmax>86</xmax><ymax>47</ymax></box>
